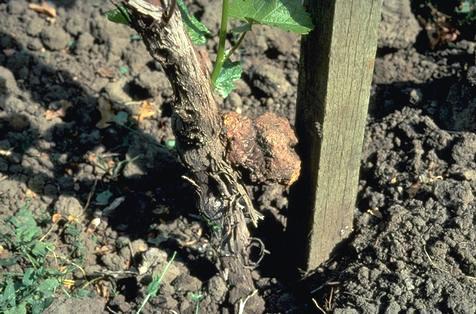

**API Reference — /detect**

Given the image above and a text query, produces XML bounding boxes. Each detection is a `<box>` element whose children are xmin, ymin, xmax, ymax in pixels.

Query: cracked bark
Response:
<box><xmin>121</xmin><ymin>0</ymin><xmax>264</xmax><ymax>311</ymax></box>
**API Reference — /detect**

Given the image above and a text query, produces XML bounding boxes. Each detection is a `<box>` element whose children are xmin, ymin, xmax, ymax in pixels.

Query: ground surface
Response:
<box><xmin>0</xmin><ymin>0</ymin><xmax>475</xmax><ymax>313</ymax></box>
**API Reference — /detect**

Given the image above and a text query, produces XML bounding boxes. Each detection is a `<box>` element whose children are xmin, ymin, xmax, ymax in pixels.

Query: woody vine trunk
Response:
<box><xmin>120</xmin><ymin>0</ymin><xmax>263</xmax><ymax>310</ymax></box>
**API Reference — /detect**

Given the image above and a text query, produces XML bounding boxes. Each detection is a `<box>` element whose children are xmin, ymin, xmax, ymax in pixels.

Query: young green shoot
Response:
<box><xmin>105</xmin><ymin>0</ymin><xmax>314</xmax><ymax>98</ymax></box>
<box><xmin>210</xmin><ymin>0</ymin><xmax>230</xmax><ymax>84</ymax></box>
<box><xmin>136</xmin><ymin>251</ymin><xmax>177</xmax><ymax>314</ymax></box>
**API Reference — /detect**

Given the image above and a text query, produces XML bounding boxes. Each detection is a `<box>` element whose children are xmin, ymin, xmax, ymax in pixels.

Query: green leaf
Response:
<box><xmin>119</xmin><ymin>66</ymin><xmax>129</xmax><ymax>75</ymax></box>
<box><xmin>177</xmin><ymin>0</ymin><xmax>211</xmax><ymax>45</ymax></box>
<box><xmin>31</xmin><ymin>300</ymin><xmax>50</xmax><ymax>314</ymax></box>
<box><xmin>31</xmin><ymin>241</ymin><xmax>52</xmax><ymax>258</ymax></box>
<box><xmin>457</xmin><ymin>0</ymin><xmax>473</xmax><ymax>13</ymax></box>
<box><xmin>12</xmin><ymin>304</ymin><xmax>27</xmax><ymax>314</ymax></box>
<box><xmin>165</xmin><ymin>139</ymin><xmax>176</xmax><ymax>150</ymax></box>
<box><xmin>130</xmin><ymin>34</ymin><xmax>142</xmax><ymax>42</ymax></box>
<box><xmin>105</xmin><ymin>5</ymin><xmax>131</xmax><ymax>26</ymax></box>
<box><xmin>72</xmin><ymin>288</ymin><xmax>93</xmax><ymax>298</ymax></box>
<box><xmin>214</xmin><ymin>60</ymin><xmax>242</xmax><ymax>98</ymax></box>
<box><xmin>22</xmin><ymin>268</ymin><xmax>35</xmax><ymax>286</ymax></box>
<box><xmin>113</xmin><ymin>111</ymin><xmax>129</xmax><ymax>125</ymax></box>
<box><xmin>229</xmin><ymin>0</ymin><xmax>314</xmax><ymax>34</ymax></box>
<box><xmin>1</xmin><ymin>279</ymin><xmax>16</xmax><ymax>308</ymax></box>
<box><xmin>0</xmin><ymin>257</ymin><xmax>19</xmax><ymax>267</ymax></box>
<box><xmin>37</xmin><ymin>278</ymin><xmax>60</xmax><ymax>298</ymax></box>
<box><xmin>95</xmin><ymin>190</ymin><xmax>113</xmax><ymax>205</ymax></box>
<box><xmin>9</xmin><ymin>209</ymin><xmax>41</xmax><ymax>243</ymax></box>
<box><xmin>190</xmin><ymin>292</ymin><xmax>203</xmax><ymax>302</ymax></box>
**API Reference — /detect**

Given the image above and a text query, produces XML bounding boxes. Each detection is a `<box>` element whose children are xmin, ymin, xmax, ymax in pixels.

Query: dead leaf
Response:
<box><xmin>96</xmin><ymin>67</ymin><xmax>116</xmax><ymax>79</ymax></box>
<box><xmin>45</xmin><ymin>110</ymin><xmax>61</xmax><ymax>120</ymax></box>
<box><xmin>25</xmin><ymin>188</ymin><xmax>38</xmax><ymax>199</ymax></box>
<box><xmin>52</xmin><ymin>213</ymin><xmax>63</xmax><ymax>224</ymax></box>
<box><xmin>44</xmin><ymin>100</ymin><xmax>72</xmax><ymax>121</ymax></box>
<box><xmin>62</xmin><ymin>279</ymin><xmax>75</xmax><ymax>289</ymax></box>
<box><xmin>96</xmin><ymin>280</ymin><xmax>110</xmax><ymax>299</ymax></box>
<box><xmin>67</xmin><ymin>214</ymin><xmax>81</xmax><ymax>224</ymax></box>
<box><xmin>28</xmin><ymin>2</ymin><xmax>57</xmax><ymax>18</ymax></box>
<box><xmin>134</xmin><ymin>100</ymin><xmax>156</xmax><ymax>122</ymax></box>
<box><xmin>96</xmin><ymin>97</ymin><xmax>115</xmax><ymax>129</ymax></box>
<box><xmin>366</xmin><ymin>208</ymin><xmax>383</xmax><ymax>219</ymax></box>
<box><xmin>95</xmin><ymin>245</ymin><xmax>112</xmax><ymax>255</ymax></box>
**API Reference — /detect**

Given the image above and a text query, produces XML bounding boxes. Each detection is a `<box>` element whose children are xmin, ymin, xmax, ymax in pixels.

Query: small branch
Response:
<box><xmin>225</xmin><ymin>31</ymin><xmax>248</xmax><ymax>60</ymax></box>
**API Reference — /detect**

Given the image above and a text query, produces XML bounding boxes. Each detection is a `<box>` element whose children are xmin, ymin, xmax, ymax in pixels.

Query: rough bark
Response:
<box><xmin>121</xmin><ymin>0</ymin><xmax>263</xmax><ymax>311</ymax></box>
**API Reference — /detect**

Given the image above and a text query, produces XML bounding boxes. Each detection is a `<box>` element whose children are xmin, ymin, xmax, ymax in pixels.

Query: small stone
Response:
<box><xmin>462</xmin><ymin>169</ymin><xmax>476</xmax><ymax>181</ymax></box>
<box><xmin>140</xmin><ymin>248</ymin><xmax>180</xmax><ymax>282</ymax></box>
<box><xmin>433</xmin><ymin>180</ymin><xmax>474</xmax><ymax>209</ymax></box>
<box><xmin>249</xmin><ymin>63</ymin><xmax>291</xmax><ymax>97</ymax></box>
<box><xmin>379</xmin><ymin>0</ymin><xmax>420</xmax><ymax>49</ymax></box>
<box><xmin>0</xmin><ymin>66</ymin><xmax>20</xmax><ymax>95</ymax></box>
<box><xmin>75</xmin><ymin>32</ymin><xmax>95</xmax><ymax>53</ymax></box>
<box><xmin>101</xmin><ymin>253</ymin><xmax>128</xmax><ymax>271</ymax></box>
<box><xmin>55</xmin><ymin>195</ymin><xmax>84</xmax><ymax>222</ymax></box>
<box><xmin>27</xmin><ymin>17</ymin><xmax>45</xmax><ymax>37</ymax></box>
<box><xmin>136</xmin><ymin>70</ymin><xmax>171</xmax><ymax>98</ymax></box>
<box><xmin>179</xmin><ymin>299</ymin><xmax>191</xmax><ymax>313</ymax></box>
<box><xmin>234</xmin><ymin>79</ymin><xmax>251</xmax><ymax>96</ymax></box>
<box><xmin>385</xmin><ymin>300</ymin><xmax>401</xmax><ymax>313</ymax></box>
<box><xmin>8</xmin><ymin>1</ymin><xmax>24</xmax><ymax>14</ymax></box>
<box><xmin>226</xmin><ymin>92</ymin><xmax>242</xmax><ymax>109</ymax></box>
<box><xmin>65</xmin><ymin>15</ymin><xmax>87</xmax><ymax>36</ymax></box>
<box><xmin>109</xmin><ymin>295</ymin><xmax>131</xmax><ymax>313</ymax></box>
<box><xmin>84</xmin><ymin>265</ymin><xmax>102</xmax><ymax>276</ymax></box>
<box><xmin>103</xmin><ymin>79</ymin><xmax>133</xmax><ymax>104</ymax></box>
<box><xmin>152</xmin><ymin>262</ymin><xmax>184</xmax><ymax>283</ymax></box>
<box><xmin>116</xmin><ymin>236</ymin><xmax>130</xmax><ymax>249</ymax></box>
<box><xmin>27</xmin><ymin>38</ymin><xmax>44</xmax><ymax>51</ymax></box>
<box><xmin>207</xmin><ymin>276</ymin><xmax>227</xmax><ymax>301</ymax></box>
<box><xmin>44</xmin><ymin>297</ymin><xmax>106</xmax><ymax>314</ymax></box>
<box><xmin>131</xmin><ymin>239</ymin><xmax>148</xmax><ymax>253</ymax></box>
<box><xmin>172</xmin><ymin>273</ymin><xmax>202</xmax><ymax>293</ymax></box>
<box><xmin>408</xmin><ymin>88</ymin><xmax>422</xmax><ymax>105</ymax></box>
<box><xmin>41</xmin><ymin>26</ymin><xmax>71</xmax><ymax>51</ymax></box>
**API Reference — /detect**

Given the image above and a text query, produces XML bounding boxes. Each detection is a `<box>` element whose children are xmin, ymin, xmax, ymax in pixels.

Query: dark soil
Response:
<box><xmin>0</xmin><ymin>0</ymin><xmax>475</xmax><ymax>313</ymax></box>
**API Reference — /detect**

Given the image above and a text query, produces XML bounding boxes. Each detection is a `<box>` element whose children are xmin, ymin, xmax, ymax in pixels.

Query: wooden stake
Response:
<box><xmin>287</xmin><ymin>0</ymin><xmax>382</xmax><ymax>271</ymax></box>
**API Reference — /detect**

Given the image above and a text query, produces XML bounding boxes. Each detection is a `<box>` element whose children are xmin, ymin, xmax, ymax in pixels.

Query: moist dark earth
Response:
<box><xmin>1</xmin><ymin>0</ymin><xmax>475</xmax><ymax>313</ymax></box>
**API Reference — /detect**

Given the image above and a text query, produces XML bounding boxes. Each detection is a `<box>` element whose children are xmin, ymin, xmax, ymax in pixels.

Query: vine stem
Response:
<box><xmin>210</xmin><ymin>0</ymin><xmax>230</xmax><ymax>84</ymax></box>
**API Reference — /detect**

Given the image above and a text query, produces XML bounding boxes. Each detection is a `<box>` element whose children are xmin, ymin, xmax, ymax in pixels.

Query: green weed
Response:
<box><xmin>136</xmin><ymin>251</ymin><xmax>177</xmax><ymax>314</ymax></box>
<box><xmin>0</xmin><ymin>205</ymin><xmax>88</xmax><ymax>313</ymax></box>
<box><xmin>457</xmin><ymin>0</ymin><xmax>476</xmax><ymax>24</ymax></box>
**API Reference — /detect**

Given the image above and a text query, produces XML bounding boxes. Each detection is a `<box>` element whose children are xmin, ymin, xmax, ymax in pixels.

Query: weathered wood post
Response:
<box><xmin>287</xmin><ymin>0</ymin><xmax>382</xmax><ymax>271</ymax></box>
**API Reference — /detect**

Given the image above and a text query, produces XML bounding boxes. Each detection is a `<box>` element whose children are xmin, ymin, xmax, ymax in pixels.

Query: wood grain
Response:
<box><xmin>288</xmin><ymin>0</ymin><xmax>382</xmax><ymax>271</ymax></box>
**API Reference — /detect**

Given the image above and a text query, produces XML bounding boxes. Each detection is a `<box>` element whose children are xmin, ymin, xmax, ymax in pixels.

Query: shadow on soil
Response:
<box><xmin>0</xmin><ymin>31</ymin><xmax>220</xmax><ymax>277</ymax></box>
